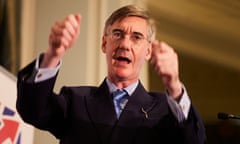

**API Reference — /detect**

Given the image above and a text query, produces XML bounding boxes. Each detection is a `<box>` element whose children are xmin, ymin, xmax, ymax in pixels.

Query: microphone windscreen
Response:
<box><xmin>217</xmin><ymin>112</ymin><xmax>229</xmax><ymax>120</ymax></box>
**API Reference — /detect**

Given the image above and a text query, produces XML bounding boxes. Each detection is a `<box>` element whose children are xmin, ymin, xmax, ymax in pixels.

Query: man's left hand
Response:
<box><xmin>150</xmin><ymin>40</ymin><xmax>182</xmax><ymax>100</ymax></box>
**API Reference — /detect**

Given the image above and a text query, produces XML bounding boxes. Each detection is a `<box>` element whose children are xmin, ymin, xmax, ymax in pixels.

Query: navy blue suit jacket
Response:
<box><xmin>16</xmin><ymin>60</ymin><xmax>206</xmax><ymax>144</ymax></box>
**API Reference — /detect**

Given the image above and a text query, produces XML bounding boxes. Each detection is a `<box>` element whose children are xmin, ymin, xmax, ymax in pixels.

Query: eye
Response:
<box><xmin>132</xmin><ymin>34</ymin><xmax>144</xmax><ymax>41</ymax></box>
<box><xmin>112</xmin><ymin>31</ymin><xmax>122</xmax><ymax>39</ymax></box>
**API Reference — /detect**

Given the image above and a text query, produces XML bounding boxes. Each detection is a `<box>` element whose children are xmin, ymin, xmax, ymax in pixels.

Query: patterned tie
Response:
<box><xmin>112</xmin><ymin>89</ymin><xmax>129</xmax><ymax>118</ymax></box>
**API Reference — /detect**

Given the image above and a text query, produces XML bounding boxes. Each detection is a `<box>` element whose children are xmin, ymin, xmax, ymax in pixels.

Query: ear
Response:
<box><xmin>145</xmin><ymin>43</ymin><xmax>152</xmax><ymax>60</ymax></box>
<box><xmin>101</xmin><ymin>35</ymin><xmax>107</xmax><ymax>53</ymax></box>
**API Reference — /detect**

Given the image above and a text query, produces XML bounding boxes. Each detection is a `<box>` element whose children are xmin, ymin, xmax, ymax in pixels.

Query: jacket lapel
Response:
<box><xmin>85</xmin><ymin>80</ymin><xmax>117</xmax><ymax>143</ymax></box>
<box><xmin>117</xmin><ymin>81</ymin><xmax>157</xmax><ymax>126</ymax></box>
<box><xmin>85</xmin><ymin>80</ymin><xmax>159</xmax><ymax>143</ymax></box>
<box><xmin>86</xmin><ymin>80</ymin><xmax>117</xmax><ymax>123</ymax></box>
<box><xmin>109</xmin><ymin>82</ymin><xmax>158</xmax><ymax>144</ymax></box>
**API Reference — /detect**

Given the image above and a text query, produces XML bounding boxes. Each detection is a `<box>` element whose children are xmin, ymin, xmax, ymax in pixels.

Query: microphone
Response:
<box><xmin>217</xmin><ymin>112</ymin><xmax>240</xmax><ymax>120</ymax></box>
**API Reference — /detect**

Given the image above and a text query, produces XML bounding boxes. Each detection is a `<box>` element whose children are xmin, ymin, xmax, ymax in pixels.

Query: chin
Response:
<box><xmin>114</xmin><ymin>72</ymin><xmax>130</xmax><ymax>80</ymax></box>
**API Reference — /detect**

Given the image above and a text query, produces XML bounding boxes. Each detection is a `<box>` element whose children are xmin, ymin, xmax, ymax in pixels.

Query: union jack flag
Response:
<box><xmin>0</xmin><ymin>105</ymin><xmax>21</xmax><ymax>144</ymax></box>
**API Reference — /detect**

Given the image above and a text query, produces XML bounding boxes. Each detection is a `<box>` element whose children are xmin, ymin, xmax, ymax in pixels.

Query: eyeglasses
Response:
<box><xmin>108</xmin><ymin>29</ymin><xmax>150</xmax><ymax>45</ymax></box>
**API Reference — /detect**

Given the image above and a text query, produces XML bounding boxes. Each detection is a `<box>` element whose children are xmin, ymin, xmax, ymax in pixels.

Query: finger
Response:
<box><xmin>66</xmin><ymin>14</ymin><xmax>81</xmax><ymax>32</ymax></box>
<box><xmin>51</xmin><ymin>22</ymin><xmax>78</xmax><ymax>46</ymax></box>
<box><xmin>151</xmin><ymin>40</ymin><xmax>159</xmax><ymax>54</ymax></box>
<box><xmin>51</xmin><ymin>21</ymin><xmax>63</xmax><ymax>35</ymax></box>
<box><xmin>56</xmin><ymin>20</ymin><xmax>76</xmax><ymax>39</ymax></box>
<box><xmin>151</xmin><ymin>40</ymin><xmax>159</xmax><ymax>48</ymax></box>
<box><xmin>50</xmin><ymin>26</ymin><xmax>71</xmax><ymax>46</ymax></box>
<box><xmin>159</xmin><ymin>41</ymin><xmax>175</xmax><ymax>54</ymax></box>
<box><xmin>64</xmin><ymin>14</ymin><xmax>81</xmax><ymax>42</ymax></box>
<box><xmin>152</xmin><ymin>40</ymin><xmax>174</xmax><ymax>54</ymax></box>
<box><xmin>66</xmin><ymin>14</ymin><xmax>80</xmax><ymax>28</ymax></box>
<box><xmin>65</xmin><ymin>17</ymin><xmax>77</xmax><ymax>35</ymax></box>
<box><xmin>53</xmin><ymin>15</ymin><xmax>80</xmax><ymax>37</ymax></box>
<box><xmin>74</xmin><ymin>14</ymin><xmax>82</xmax><ymax>25</ymax></box>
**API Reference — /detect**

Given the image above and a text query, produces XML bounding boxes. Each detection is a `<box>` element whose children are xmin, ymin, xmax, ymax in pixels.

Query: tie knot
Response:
<box><xmin>112</xmin><ymin>89</ymin><xmax>128</xmax><ymax>100</ymax></box>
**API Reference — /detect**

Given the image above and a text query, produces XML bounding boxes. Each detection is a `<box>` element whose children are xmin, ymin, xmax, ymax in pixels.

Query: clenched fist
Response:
<box><xmin>40</xmin><ymin>14</ymin><xmax>81</xmax><ymax>68</ymax></box>
<box><xmin>150</xmin><ymin>40</ymin><xmax>182</xmax><ymax>100</ymax></box>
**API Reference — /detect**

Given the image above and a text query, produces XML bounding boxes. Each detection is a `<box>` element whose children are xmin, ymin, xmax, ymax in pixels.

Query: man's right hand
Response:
<box><xmin>40</xmin><ymin>14</ymin><xmax>81</xmax><ymax>68</ymax></box>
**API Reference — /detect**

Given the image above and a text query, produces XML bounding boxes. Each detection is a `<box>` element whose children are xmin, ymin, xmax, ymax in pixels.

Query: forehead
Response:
<box><xmin>110</xmin><ymin>16</ymin><xmax>148</xmax><ymax>34</ymax></box>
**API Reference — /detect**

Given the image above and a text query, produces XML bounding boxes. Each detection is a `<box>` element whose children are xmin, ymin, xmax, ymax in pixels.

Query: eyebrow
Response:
<box><xmin>112</xmin><ymin>28</ymin><xmax>145</xmax><ymax>37</ymax></box>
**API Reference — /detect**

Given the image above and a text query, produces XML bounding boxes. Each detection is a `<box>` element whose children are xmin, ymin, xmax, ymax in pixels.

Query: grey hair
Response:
<box><xmin>104</xmin><ymin>5</ymin><xmax>156</xmax><ymax>42</ymax></box>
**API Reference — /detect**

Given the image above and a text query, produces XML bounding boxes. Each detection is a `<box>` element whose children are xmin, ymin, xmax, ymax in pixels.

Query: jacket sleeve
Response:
<box><xmin>181</xmin><ymin>105</ymin><xmax>207</xmax><ymax>144</ymax></box>
<box><xmin>16</xmin><ymin>60</ymin><xmax>64</xmax><ymax>138</ymax></box>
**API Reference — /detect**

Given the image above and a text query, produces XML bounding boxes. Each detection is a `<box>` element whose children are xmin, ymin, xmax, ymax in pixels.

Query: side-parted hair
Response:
<box><xmin>104</xmin><ymin>5</ymin><xmax>156</xmax><ymax>42</ymax></box>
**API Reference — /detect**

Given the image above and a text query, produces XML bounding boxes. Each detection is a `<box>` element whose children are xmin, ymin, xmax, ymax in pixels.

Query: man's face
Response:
<box><xmin>102</xmin><ymin>16</ymin><xmax>152</xmax><ymax>83</ymax></box>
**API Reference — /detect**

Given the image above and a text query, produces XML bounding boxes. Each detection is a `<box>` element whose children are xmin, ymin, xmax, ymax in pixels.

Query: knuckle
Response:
<box><xmin>66</xmin><ymin>14</ymin><xmax>74</xmax><ymax>20</ymax></box>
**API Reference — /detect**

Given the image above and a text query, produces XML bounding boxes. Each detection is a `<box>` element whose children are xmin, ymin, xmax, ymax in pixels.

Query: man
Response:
<box><xmin>17</xmin><ymin>5</ymin><xmax>206</xmax><ymax>144</ymax></box>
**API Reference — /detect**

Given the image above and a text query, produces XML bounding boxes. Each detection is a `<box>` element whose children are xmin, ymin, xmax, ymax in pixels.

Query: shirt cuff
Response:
<box><xmin>166</xmin><ymin>84</ymin><xmax>191</xmax><ymax>121</ymax></box>
<box><xmin>34</xmin><ymin>54</ymin><xmax>61</xmax><ymax>83</ymax></box>
<box><xmin>178</xmin><ymin>86</ymin><xmax>191</xmax><ymax>119</ymax></box>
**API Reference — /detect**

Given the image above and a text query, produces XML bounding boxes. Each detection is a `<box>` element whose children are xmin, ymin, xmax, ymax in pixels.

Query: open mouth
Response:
<box><xmin>115</xmin><ymin>56</ymin><xmax>131</xmax><ymax>64</ymax></box>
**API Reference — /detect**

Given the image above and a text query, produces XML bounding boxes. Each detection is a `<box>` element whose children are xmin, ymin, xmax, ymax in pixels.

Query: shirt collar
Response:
<box><xmin>106</xmin><ymin>78</ymin><xmax>139</xmax><ymax>96</ymax></box>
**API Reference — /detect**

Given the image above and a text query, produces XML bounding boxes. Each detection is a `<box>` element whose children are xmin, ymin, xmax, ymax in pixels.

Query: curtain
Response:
<box><xmin>0</xmin><ymin>0</ymin><xmax>21</xmax><ymax>75</ymax></box>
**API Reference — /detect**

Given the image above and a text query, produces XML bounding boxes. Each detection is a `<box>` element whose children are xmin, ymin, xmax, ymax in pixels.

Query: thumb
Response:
<box><xmin>75</xmin><ymin>14</ymin><xmax>82</xmax><ymax>25</ymax></box>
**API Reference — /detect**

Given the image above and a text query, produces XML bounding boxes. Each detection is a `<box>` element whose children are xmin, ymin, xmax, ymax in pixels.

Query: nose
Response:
<box><xmin>118</xmin><ymin>35</ymin><xmax>132</xmax><ymax>50</ymax></box>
